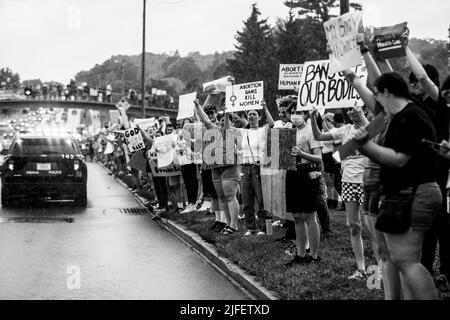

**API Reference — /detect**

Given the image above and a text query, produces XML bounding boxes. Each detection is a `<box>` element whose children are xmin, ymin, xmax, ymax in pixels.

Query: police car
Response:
<box><xmin>1</xmin><ymin>133</ymin><xmax>87</xmax><ymax>207</ymax></box>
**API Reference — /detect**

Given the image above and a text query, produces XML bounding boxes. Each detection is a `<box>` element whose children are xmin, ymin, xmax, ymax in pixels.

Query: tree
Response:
<box><xmin>0</xmin><ymin>67</ymin><xmax>21</xmax><ymax>90</ymax></box>
<box><xmin>284</xmin><ymin>0</ymin><xmax>361</xmax><ymax>22</ymax></box>
<box><xmin>227</xmin><ymin>3</ymin><xmax>278</xmax><ymax>116</ymax></box>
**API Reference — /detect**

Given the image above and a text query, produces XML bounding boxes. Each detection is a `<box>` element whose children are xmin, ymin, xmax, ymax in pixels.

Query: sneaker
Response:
<box><xmin>244</xmin><ymin>230</ymin><xmax>254</xmax><ymax>236</ymax></box>
<box><xmin>272</xmin><ymin>220</ymin><xmax>283</xmax><ymax>228</ymax></box>
<box><xmin>257</xmin><ymin>231</ymin><xmax>266</xmax><ymax>236</ymax></box>
<box><xmin>198</xmin><ymin>201</ymin><xmax>211</xmax><ymax>212</ymax></box>
<box><xmin>181</xmin><ymin>204</ymin><xmax>196</xmax><ymax>214</ymax></box>
<box><xmin>348</xmin><ymin>269</ymin><xmax>366</xmax><ymax>280</ymax></box>
<box><xmin>284</xmin><ymin>255</ymin><xmax>310</xmax><ymax>267</ymax></box>
<box><xmin>238</xmin><ymin>213</ymin><xmax>245</xmax><ymax>220</ymax></box>
<box><xmin>221</xmin><ymin>226</ymin><xmax>237</xmax><ymax>235</ymax></box>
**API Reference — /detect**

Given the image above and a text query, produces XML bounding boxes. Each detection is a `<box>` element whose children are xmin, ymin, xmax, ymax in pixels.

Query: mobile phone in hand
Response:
<box><xmin>421</xmin><ymin>139</ymin><xmax>450</xmax><ymax>152</ymax></box>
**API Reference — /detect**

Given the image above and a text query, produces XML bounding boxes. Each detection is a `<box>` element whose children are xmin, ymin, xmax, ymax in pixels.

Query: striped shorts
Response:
<box><xmin>342</xmin><ymin>182</ymin><xmax>364</xmax><ymax>205</ymax></box>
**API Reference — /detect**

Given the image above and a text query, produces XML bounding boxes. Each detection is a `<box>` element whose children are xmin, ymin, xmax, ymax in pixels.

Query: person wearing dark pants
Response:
<box><xmin>181</xmin><ymin>163</ymin><xmax>199</xmax><ymax>213</ymax></box>
<box><xmin>242</xmin><ymin>164</ymin><xmax>268</xmax><ymax>235</ymax></box>
<box><xmin>153</xmin><ymin>175</ymin><xmax>168</xmax><ymax>212</ymax></box>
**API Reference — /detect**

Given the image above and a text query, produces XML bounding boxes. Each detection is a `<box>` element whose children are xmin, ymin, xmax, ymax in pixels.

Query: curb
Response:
<box><xmin>97</xmin><ymin>161</ymin><xmax>279</xmax><ymax>300</ymax></box>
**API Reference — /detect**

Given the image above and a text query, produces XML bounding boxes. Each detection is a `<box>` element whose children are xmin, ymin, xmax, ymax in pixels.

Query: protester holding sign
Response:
<box><xmin>311</xmin><ymin>106</ymin><xmax>369</xmax><ymax>280</ymax></box>
<box><xmin>194</xmin><ymin>97</ymin><xmax>241</xmax><ymax>235</ymax></box>
<box><xmin>353</xmin><ymin>72</ymin><xmax>441</xmax><ymax>300</ymax></box>
<box><xmin>404</xmin><ymin>44</ymin><xmax>450</xmax><ymax>289</ymax></box>
<box><xmin>283</xmin><ymin>103</ymin><xmax>323</xmax><ymax>266</ymax></box>
<box><xmin>241</xmin><ymin>101</ymin><xmax>274</xmax><ymax>236</ymax></box>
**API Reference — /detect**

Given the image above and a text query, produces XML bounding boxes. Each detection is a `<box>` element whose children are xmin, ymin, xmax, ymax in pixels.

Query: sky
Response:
<box><xmin>1</xmin><ymin>0</ymin><xmax>449</xmax><ymax>85</ymax></box>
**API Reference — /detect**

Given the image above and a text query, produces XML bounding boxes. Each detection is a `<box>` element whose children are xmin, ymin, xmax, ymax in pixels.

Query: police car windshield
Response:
<box><xmin>11</xmin><ymin>138</ymin><xmax>77</xmax><ymax>155</ymax></box>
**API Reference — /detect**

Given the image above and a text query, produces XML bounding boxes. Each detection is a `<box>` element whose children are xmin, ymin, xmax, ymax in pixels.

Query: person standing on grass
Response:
<box><xmin>284</xmin><ymin>104</ymin><xmax>323</xmax><ymax>266</ymax></box>
<box><xmin>241</xmin><ymin>101</ymin><xmax>274</xmax><ymax>236</ymax></box>
<box><xmin>354</xmin><ymin>72</ymin><xmax>441</xmax><ymax>300</ymax></box>
<box><xmin>194</xmin><ymin>98</ymin><xmax>241</xmax><ymax>235</ymax></box>
<box><xmin>404</xmin><ymin>42</ymin><xmax>450</xmax><ymax>291</ymax></box>
<box><xmin>311</xmin><ymin>106</ymin><xmax>368</xmax><ymax>279</ymax></box>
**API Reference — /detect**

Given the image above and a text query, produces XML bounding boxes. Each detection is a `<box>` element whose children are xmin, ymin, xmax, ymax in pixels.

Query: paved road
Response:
<box><xmin>0</xmin><ymin>162</ymin><xmax>248</xmax><ymax>300</ymax></box>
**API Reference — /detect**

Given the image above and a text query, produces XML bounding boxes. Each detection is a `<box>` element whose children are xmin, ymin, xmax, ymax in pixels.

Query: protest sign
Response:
<box><xmin>149</xmin><ymin>159</ymin><xmax>181</xmax><ymax>177</ymax></box>
<box><xmin>134</xmin><ymin>117</ymin><xmax>156</xmax><ymax>134</ymax></box>
<box><xmin>278</xmin><ymin>64</ymin><xmax>304</xmax><ymax>90</ymax></box>
<box><xmin>371</xmin><ymin>22</ymin><xmax>409</xmax><ymax>60</ymax></box>
<box><xmin>297</xmin><ymin>60</ymin><xmax>366</xmax><ymax>110</ymax></box>
<box><xmin>123</xmin><ymin>126</ymin><xmax>145</xmax><ymax>153</ymax></box>
<box><xmin>262</xmin><ymin>128</ymin><xmax>297</xmax><ymax>171</ymax></box>
<box><xmin>324</xmin><ymin>11</ymin><xmax>364</xmax><ymax>73</ymax></box>
<box><xmin>174</xmin><ymin>133</ymin><xmax>193</xmax><ymax>166</ymax></box>
<box><xmin>182</xmin><ymin>123</ymin><xmax>205</xmax><ymax>164</ymax></box>
<box><xmin>203</xmin><ymin>76</ymin><xmax>233</xmax><ymax>93</ymax></box>
<box><xmin>177</xmin><ymin>92</ymin><xmax>197</xmax><ymax>120</ymax></box>
<box><xmin>225</xmin><ymin>81</ymin><xmax>264</xmax><ymax>113</ymax></box>
<box><xmin>154</xmin><ymin>133</ymin><xmax>175</xmax><ymax>168</ymax></box>
<box><xmin>109</xmin><ymin>110</ymin><xmax>121</xmax><ymax>125</ymax></box>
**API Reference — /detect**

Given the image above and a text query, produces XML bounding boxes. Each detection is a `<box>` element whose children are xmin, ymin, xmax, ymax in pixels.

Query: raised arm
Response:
<box><xmin>137</xmin><ymin>125</ymin><xmax>153</xmax><ymax>149</ymax></box>
<box><xmin>343</xmin><ymin>70</ymin><xmax>377</xmax><ymax>113</ymax></box>
<box><xmin>405</xmin><ymin>46</ymin><xmax>440</xmax><ymax>101</ymax></box>
<box><xmin>310</xmin><ymin>108</ymin><xmax>335</xmax><ymax>141</ymax></box>
<box><xmin>193</xmin><ymin>98</ymin><xmax>218</xmax><ymax>130</ymax></box>
<box><xmin>262</xmin><ymin>99</ymin><xmax>274</xmax><ymax>128</ymax></box>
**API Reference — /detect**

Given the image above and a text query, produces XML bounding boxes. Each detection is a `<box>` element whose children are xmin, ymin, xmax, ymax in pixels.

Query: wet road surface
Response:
<box><xmin>0</xmin><ymin>162</ymin><xmax>248</xmax><ymax>300</ymax></box>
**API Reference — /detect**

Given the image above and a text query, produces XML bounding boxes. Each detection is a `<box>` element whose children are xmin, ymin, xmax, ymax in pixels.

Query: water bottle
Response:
<box><xmin>265</xmin><ymin>219</ymin><xmax>273</xmax><ymax>235</ymax></box>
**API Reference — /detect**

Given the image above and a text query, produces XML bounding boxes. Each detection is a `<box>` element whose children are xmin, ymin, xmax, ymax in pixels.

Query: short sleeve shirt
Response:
<box><xmin>295</xmin><ymin>125</ymin><xmax>322</xmax><ymax>164</ymax></box>
<box><xmin>380</xmin><ymin>103</ymin><xmax>438</xmax><ymax>194</ymax></box>
<box><xmin>330</xmin><ymin>124</ymin><xmax>367</xmax><ymax>184</ymax></box>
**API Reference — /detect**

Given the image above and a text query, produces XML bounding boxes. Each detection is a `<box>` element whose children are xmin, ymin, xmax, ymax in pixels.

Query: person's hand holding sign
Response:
<box><xmin>291</xmin><ymin>145</ymin><xmax>304</xmax><ymax>157</ymax></box>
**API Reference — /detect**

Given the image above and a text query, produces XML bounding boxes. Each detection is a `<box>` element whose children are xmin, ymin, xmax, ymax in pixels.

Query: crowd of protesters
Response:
<box><xmin>88</xmin><ymin>33</ymin><xmax>450</xmax><ymax>300</ymax></box>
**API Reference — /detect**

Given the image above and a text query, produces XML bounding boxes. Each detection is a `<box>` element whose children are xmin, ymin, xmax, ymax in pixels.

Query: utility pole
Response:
<box><xmin>340</xmin><ymin>0</ymin><xmax>350</xmax><ymax>14</ymax></box>
<box><xmin>447</xmin><ymin>25</ymin><xmax>450</xmax><ymax>74</ymax></box>
<box><xmin>141</xmin><ymin>0</ymin><xmax>146</xmax><ymax>118</ymax></box>
<box><xmin>121</xmin><ymin>64</ymin><xmax>125</xmax><ymax>98</ymax></box>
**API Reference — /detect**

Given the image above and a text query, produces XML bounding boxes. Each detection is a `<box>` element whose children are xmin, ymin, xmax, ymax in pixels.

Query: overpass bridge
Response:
<box><xmin>0</xmin><ymin>99</ymin><xmax>178</xmax><ymax>121</ymax></box>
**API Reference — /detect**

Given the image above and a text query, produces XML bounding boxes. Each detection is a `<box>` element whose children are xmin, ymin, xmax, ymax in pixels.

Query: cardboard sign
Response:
<box><xmin>134</xmin><ymin>117</ymin><xmax>156</xmax><ymax>134</ymax></box>
<box><xmin>123</xmin><ymin>126</ymin><xmax>145</xmax><ymax>152</ymax></box>
<box><xmin>240</xmin><ymin>128</ymin><xmax>266</xmax><ymax>164</ymax></box>
<box><xmin>203</xmin><ymin>76</ymin><xmax>233</xmax><ymax>93</ymax></box>
<box><xmin>278</xmin><ymin>64</ymin><xmax>304</xmax><ymax>90</ymax></box>
<box><xmin>262</xmin><ymin>128</ymin><xmax>297</xmax><ymax>171</ymax></box>
<box><xmin>177</xmin><ymin>92</ymin><xmax>197</xmax><ymax>120</ymax></box>
<box><xmin>225</xmin><ymin>81</ymin><xmax>264</xmax><ymax>113</ymax></box>
<box><xmin>109</xmin><ymin>110</ymin><xmax>121</xmax><ymax>125</ymax></box>
<box><xmin>371</xmin><ymin>22</ymin><xmax>409</xmax><ymax>60</ymax></box>
<box><xmin>297</xmin><ymin>60</ymin><xmax>366</xmax><ymax>110</ymax></box>
<box><xmin>116</xmin><ymin>97</ymin><xmax>130</xmax><ymax>110</ymax></box>
<box><xmin>149</xmin><ymin>159</ymin><xmax>181</xmax><ymax>177</ymax></box>
<box><xmin>154</xmin><ymin>134</ymin><xmax>175</xmax><ymax>168</ymax></box>
<box><xmin>324</xmin><ymin>11</ymin><xmax>364</xmax><ymax>73</ymax></box>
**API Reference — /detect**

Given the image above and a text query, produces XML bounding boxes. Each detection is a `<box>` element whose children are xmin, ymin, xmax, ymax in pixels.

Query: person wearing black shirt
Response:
<box><xmin>354</xmin><ymin>72</ymin><xmax>441</xmax><ymax>300</ymax></box>
<box><xmin>406</xmin><ymin>47</ymin><xmax>450</xmax><ymax>289</ymax></box>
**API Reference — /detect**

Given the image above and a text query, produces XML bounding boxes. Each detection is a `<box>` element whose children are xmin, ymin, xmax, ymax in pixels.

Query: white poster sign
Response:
<box><xmin>203</xmin><ymin>76</ymin><xmax>233</xmax><ymax>93</ymax></box>
<box><xmin>278</xmin><ymin>64</ymin><xmax>303</xmax><ymax>90</ymax></box>
<box><xmin>123</xmin><ymin>126</ymin><xmax>145</xmax><ymax>152</ymax></box>
<box><xmin>297</xmin><ymin>60</ymin><xmax>367</xmax><ymax>110</ymax></box>
<box><xmin>154</xmin><ymin>133</ymin><xmax>175</xmax><ymax>168</ymax></box>
<box><xmin>324</xmin><ymin>11</ymin><xmax>364</xmax><ymax>73</ymax></box>
<box><xmin>177</xmin><ymin>92</ymin><xmax>197</xmax><ymax>120</ymax></box>
<box><xmin>225</xmin><ymin>81</ymin><xmax>264</xmax><ymax>113</ymax></box>
<box><xmin>109</xmin><ymin>110</ymin><xmax>121</xmax><ymax>125</ymax></box>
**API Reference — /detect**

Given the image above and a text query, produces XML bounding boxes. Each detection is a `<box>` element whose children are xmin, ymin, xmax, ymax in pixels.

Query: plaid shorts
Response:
<box><xmin>342</xmin><ymin>182</ymin><xmax>364</xmax><ymax>205</ymax></box>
